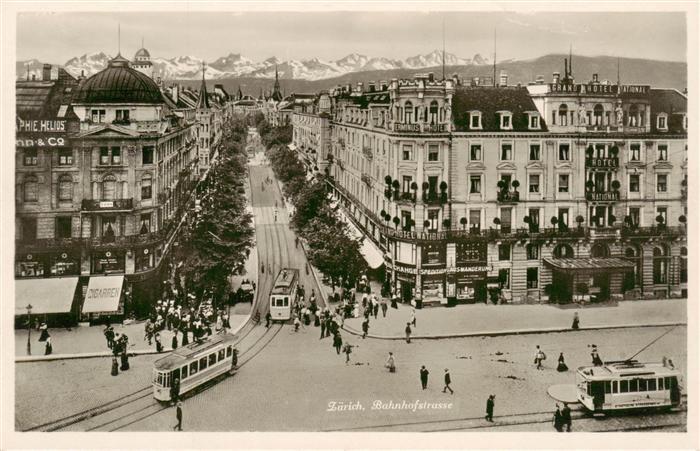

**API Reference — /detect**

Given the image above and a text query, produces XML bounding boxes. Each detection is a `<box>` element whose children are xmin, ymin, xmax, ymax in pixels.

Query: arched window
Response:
<box><xmin>58</xmin><ymin>175</ymin><xmax>73</xmax><ymax>201</ymax></box>
<box><xmin>23</xmin><ymin>175</ymin><xmax>38</xmax><ymax>202</ymax></box>
<box><xmin>624</xmin><ymin>245</ymin><xmax>642</xmax><ymax>288</ymax></box>
<box><xmin>593</xmin><ymin>104</ymin><xmax>604</xmax><ymax>126</ymax></box>
<box><xmin>553</xmin><ymin>243</ymin><xmax>574</xmax><ymax>258</ymax></box>
<box><xmin>653</xmin><ymin>245</ymin><xmax>669</xmax><ymax>284</ymax></box>
<box><xmin>404</xmin><ymin>101</ymin><xmax>414</xmax><ymax>123</ymax></box>
<box><xmin>558</xmin><ymin>104</ymin><xmax>568</xmax><ymax>126</ymax></box>
<box><xmin>429</xmin><ymin>101</ymin><xmax>439</xmax><ymax>124</ymax></box>
<box><xmin>141</xmin><ymin>174</ymin><xmax>152</xmax><ymax>200</ymax></box>
<box><xmin>102</xmin><ymin>175</ymin><xmax>117</xmax><ymax>200</ymax></box>
<box><xmin>590</xmin><ymin>243</ymin><xmax>610</xmax><ymax>258</ymax></box>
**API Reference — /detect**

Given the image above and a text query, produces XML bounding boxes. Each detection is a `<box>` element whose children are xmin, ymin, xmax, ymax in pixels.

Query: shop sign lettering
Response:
<box><xmin>548</xmin><ymin>83</ymin><xmax>649</xmax><ymax>96</ymax></box>
<box><xmin>16</xmin><ymin>136</ymin><xmax>66</xmax><ymax>147</ymax></box>
<box><xmin>17</xmin><ymin>119</ymin><xmax>66</xmax><ymax>133</ymax></box>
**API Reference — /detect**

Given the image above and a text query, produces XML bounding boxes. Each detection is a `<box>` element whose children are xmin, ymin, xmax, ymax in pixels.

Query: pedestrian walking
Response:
<box><xmin>333</xmin><ymin>333</ymin><xmax>343</xmax><ymax>355</ymax></box>
<box><xmin>320</xmin><ymin>318</ymin><xmax>326</xmax><ymax>339</ymax></box>
<box><xmin>442</xmin><ymin>369</ymin><xmax>454</xmax><ymax>394</ymax></box>
<box><xmin>410</xmin><ymin>308</ymin><xmax>416</xmax><ymax>327</ymax></box>
<box><xmin>155</xmin><ymin>332</ymin><xmax>163</xmax><ymax>353</ymax></box>
<box><xmin>361</xmin><ymin>318</ymin><xmax>369</xmax><ymax>339</ymax></box>
<box><xmin>405</xmin><ymin>322</ymin><xmax>412</xmax><ymax>344</ymax></box>
<box><xmin>104</xmin><ymin>326</ymin><xmax>115</xmax><ymax>349</ymax></box>
<box><xmin>591</xmin><ymin>345</ymin><xmax>603</xmax><ymax>366</ymax></box>
<box><xmin>385</xmin><ymin>352</ymin><xmax>396</xmax><ymax>373</ymax></box>
<box><xmin>420</xmin><ymin>365</ymin><xmax>429</xmax><ymax>389</ymax></box>
<box><xmin>172</xmin><ymin>332</ymin><xmax>179</xmax><ymax>350</ymax></box>
<box><xmin>173</xmin><ymin>401</ymin><xmax>183</xmax><ymax>431</ymax></box>
<box><xmin>294</xmin><ymin>316</ymin><xmax>301</xmax><ymax>332</ymax></box>
<box><xmin>571</xmin><ymin>312</ymin><xmax>580</xmax><ymax>329</ymax></box>
<box><xmin>181</xmin><ymin>328</ymin><xmax>189</xmax><ymax>346</ymax></box>
<box><xmin>381</xmin><ymin>299</ymin><xmax>388</xmax><ymax>317</ymax></box>
<box><xmin>561</xmin><ymin>403</ymin><xmax>572</xmax><ymax>432</ymax></box>
<box><xmin>265</xmin><ymin>311</ymin><xmax>272</xmax><ymax>328</ymax></box>
<box><xmin>534</xmin><ymin>345</ymin><xmax>546</xmax><ymax>370</ymax></box>
<box><xmin>38</xmin><ymin>323</ymin><xmax>50</xmax><ymax>342</ymax></box>
<box><xmin>485</xmin><ymin>395</ymin><xmax>495</xmax><ymax>421</ymax></box>
<box><xmin>261</xmin><ymin>263</ymin><xmax>265</xmax><ymax>274</ymax></box>
<box><xmin>170</xmin><ymin>378</ymin><xmax>180</xmax><ymax>404</ymax></box>
<box><xmin>553</xmin><ymin>404</ymin><xmax>563</xmax><ymax>432</ymax></box>
<box><xmin>557</xmin><ymin>352</ymin><xmax>569</xmax><ymax>372</ymax></box>
<box><xmin>44</xmin><ymin>336</ymin><xmax>53</xmax><ymax>355</ymax></box>
<box><xmin>373</xmin><ymin>301</ymin><xmax>379</xmax><ymax>319</ymax></box>
<box><xmin>343</xmin><ymin>343</ymin><xmax>354</xmax><ymax>365</ymax></box>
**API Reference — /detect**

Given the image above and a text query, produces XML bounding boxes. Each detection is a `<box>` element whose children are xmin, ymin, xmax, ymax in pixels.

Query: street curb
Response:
<box><xmin>299</xmin><ymin>240</ymin><xmax>329</xmax><ymax>308</ymax></box>
<box><xmin>340</xmin><ymin>321</ymin><xmax>686</xmax><ymax>340</ymax></box>
<box><xmin>15</xmin><ymin>347</ymin><xmax>178</xmax><ymax>363</ymax></box>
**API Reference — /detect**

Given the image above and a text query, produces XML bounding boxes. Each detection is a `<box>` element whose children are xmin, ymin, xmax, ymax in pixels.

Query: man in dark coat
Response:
<box><xmin>361</xmin><ymin>318</ymin><xmax>369</xmax><ymax>339</ymax></box>
<box><xmin>485</xmin><ymin>395</ymin><xmax>495</xmax><ymax>421</ymax></box>
<box><xmin>170</xmin><ymin>378</ymin><xmax>180</xmax><ymax>404</ymax></box>
<box><xmin>173</xmin><ymin>401</ymin><xmax>183</xmax><ymax>431</ymax></box>
<box><xmin>333</xmin><ymin>333</ymin><xmax>343</xmax><ymax>355</ymax></box>
<box><xmin>420</xmin><ymin>365</ymin><xmax>429</xmax><ymax>390</ymax></box>
<box><xmin>442</xmin><ymin>368</ymin><xmax>454</xmax><ymax>394</ymax></box>
<box><xmin>320</xmin><ymin>318</ymin><xmax>326</xmax><ymax>339</ymax></box>
<box><xmin>561</xmin><ymin>403</ymin><xmax>572</xmax><ymax>432</ymax></box>
<box><xmin>265</xmin><ymin>312</ymin><xmax>272</xmax><ymax>328</ymax></box>
<box><xmin>405</xmin><ymin>323</ymin><xmax>412</xmax><ymax>344</ymax></box>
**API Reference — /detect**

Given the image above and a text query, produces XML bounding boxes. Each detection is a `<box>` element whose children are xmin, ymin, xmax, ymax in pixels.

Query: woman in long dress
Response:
<box><xmin>557</xmin><ymin>352</ymin><xmax>568</xmax><ymax>372</ymax></box>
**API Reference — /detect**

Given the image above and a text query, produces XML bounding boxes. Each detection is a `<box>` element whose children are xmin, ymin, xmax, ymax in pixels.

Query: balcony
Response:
<box><xmin>422</xmin><ymin>192</ymin><xmax>443</xmax><ymax>205</ymax></box>
<box><xmin>362</xmin><ymin>146</ymin><xmax>373</xmax><ymax>160</ymax></box>
<box><xmin>621</xmin><ymin>225</ymin><xmax>686</xmax><ymax>240</ymax></box>
<box><xmin>497</xmin><ymin>190</ymin><xmax>520</xmax><ymax>203</ymax></box>
<box><xmin>586</xmin><ymin>157</ymin><xmax>619</xmax><ymax>169</ymax></box>
<box><xmin>81</xmin><ymin>198</ymin><xmax>134</xmax><ymax>211</ymax></box>
<box><xmin>361</xmin><ymin>173</ymin><xmax>372</xmax><ymax>186</ymax></box>
<box><xmin>585</xmin><ymin>191</ymin><xmax>620</xmax><ymax>202</ymax></box>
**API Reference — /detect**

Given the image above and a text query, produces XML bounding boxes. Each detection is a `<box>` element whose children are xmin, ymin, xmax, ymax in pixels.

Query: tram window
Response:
<box><xmin>629</xmin><ymin>379</ymin><xmax>638</xmax><ymax>392</ymax></box>
<box><xmin>190</xmin><ymin>361</ymin><xmax>198</xmax><ymax>375</ymax></box>
<box><xmin>218</xmin><ymin>349</ymin><xmax>225</xmax><ymax>361</ymax></box>
<box><xmin>172</xmin><ymin>368</ymin><xmax>181</xmax><ymax>383</ymax></box>
<box><xmin>226</xmin><ymin>346</ymin><xmax>232</xmax><ymax>357</ymax></box>
<box><xmin>620</xmin><ymin>380</ymin><xmax>629</xmax><ymax>393</ymax></box>
<box><xmin>163</xmin><ymin>373</ymin><xmax>170</xmax><ymax>388</ymax></box>
<box><xmin>284</xmin><ymin>297</ymin><xmax>289</xmax><ymax>306</ymax></box>
<box><xmin>209</xmin><ymin>353</ymin><xmax>217</xmax><ymax>366</ymax></box>
<box><xmin>639</xmin><ymin>379</ymin><xmax>647</xmax><ymax>391</ymax></box>
<box><xmin>664</xmin><ymin>377</ymin><xmax>671</xmax><ymax>389</ymax></box>
<box><xmin>612</xmin><ymin>381</ymin><xmax>618</xmax><ymax>393</ymax></box>
<box><xmin>648</xmin><ymin>379</ymin><xmax>656</xmax><ymax>391</ymax></box>
<box><xmin>658</xmin><ymin>378</ymin><xmax>664</xmax><ymax>390</ymax></box>
<box><xmin>182</xmin><ymin>366</ymin><xmax>189</xmax><ymax>379</ymax></box>
<box><xmin>199</xmin><ymin>356</ymin><xmax>208</xmax><ymax>370</ymax></box>
<box><xmin>604</xmin><ymin>381</ymin><xmax>611</xmax><ymax>394</ymax></box>
<box><xmin>586</xmin><ymin>382</ymin><xmax>591</xmax><ymax>396</ymax></box>
<box><xmin>157</xmin><ymin>373</ymin><xmax>164</xmax><ymax>386</ymax></box>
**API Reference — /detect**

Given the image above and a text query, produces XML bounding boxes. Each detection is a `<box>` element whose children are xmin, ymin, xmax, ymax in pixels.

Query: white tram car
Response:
<box><xmin>576</xmin><ymin>360</ymin><xmax>683</xmax><ymax>413</ymax></box>
<box><xmin>269</xmin><ymin>268</ymin><xmax>299</xmax><ymax>321</ymax></box>
<box><xmin>153</xmin><ymin>333</ymin><xmax>238</xmax><ymax>402</ymax></box>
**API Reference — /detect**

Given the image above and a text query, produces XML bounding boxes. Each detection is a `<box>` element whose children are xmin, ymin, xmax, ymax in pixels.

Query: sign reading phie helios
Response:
<box><xmin>17</xmin><ymin>119</ymin><xmax>66</xmax><ymax>133</ymax></box>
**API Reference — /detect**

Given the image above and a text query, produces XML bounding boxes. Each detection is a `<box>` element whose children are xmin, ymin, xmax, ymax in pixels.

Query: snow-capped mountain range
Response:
<box><xmin>17</xmin><ymin>49</ymin><xmax>490</xmax><ymax>81</ymax></box>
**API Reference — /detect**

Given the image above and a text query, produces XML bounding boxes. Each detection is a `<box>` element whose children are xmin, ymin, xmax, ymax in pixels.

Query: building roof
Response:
<box><xmin>649</xmin><ymin>88</ymin><xmax>687</xmax><ymax>133</ymax></box>
<box><xmin>134</xmin><ymin>47</ymin><xmax>151</xmax><ymax>58</ymax></box>
<box><xmin>73</xmin><ymin>55</ymin><xmax>163</xmax><ymax>104</ymax></box>
<box><xmin>16</xmin><ymin>68</ymin><xmax>78</xmax><ymax>118</ymax></box>
<box><xmin>154</xmin><ymin>333</ymin><xmax>238</xmax><ymax>371</ymax></box>
<box><xmin>543</xmin><ymin>257</ymin><xmax>635</xmax><ymax>272</ymax></box>
<box><xmin>452</xmin><ymin>86</ymin><xmax>547</xmax><ymax>132</ymax></box>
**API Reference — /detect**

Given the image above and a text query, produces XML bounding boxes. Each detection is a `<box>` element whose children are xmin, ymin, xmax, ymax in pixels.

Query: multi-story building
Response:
<box><xmin>15</xmin><ymin>53</ymin><xmax>200</xmax><ymax>324</ymax></box>
<box><xmin>194</xmin><ymin>68</ymin><xmax>224</xmax><ymax>176</ymax></box>
<box><xmin>306</xmin><ymin>67</ymin><xmax>686</xmax><ymax>307</ymax></box>
<box><xmin>291</xmin><ymin>91</ymin><xmax>332</xmax><ymax>173</ymax></box>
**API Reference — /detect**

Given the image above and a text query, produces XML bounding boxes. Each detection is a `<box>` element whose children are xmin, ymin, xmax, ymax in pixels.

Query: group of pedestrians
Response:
<box><xmin>553</xmin><ymin>403</ymin><xmax>573</xmax><ymax>432</ymax></box>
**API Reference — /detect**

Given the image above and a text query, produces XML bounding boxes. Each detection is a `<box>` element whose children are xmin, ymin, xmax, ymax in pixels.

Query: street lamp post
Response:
<box><xmin>26</xmin><ymin>303</ymin><xmax>33</xmax><ymax>355</ymax></box>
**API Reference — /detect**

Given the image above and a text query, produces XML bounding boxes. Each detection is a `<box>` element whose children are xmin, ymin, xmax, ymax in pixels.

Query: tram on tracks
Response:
<box><xmin>269</xmin><ymin>268</ymin><xmax>299</xmax><ymax>321</ymax></box>
<box><xmin>576</xmin><ymin>359</ymin><xmax>683</xmax><ymax>414</ymax></box>
<box><xmin>152</xmin><ymin>333</ymin><xmax>239</xmax><ymax>402</ymax></box>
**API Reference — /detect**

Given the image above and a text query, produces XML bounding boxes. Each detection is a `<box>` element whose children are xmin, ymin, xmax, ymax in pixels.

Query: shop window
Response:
<box><xmin>526</xmin><ymin>243</ymin><xmax>539</xmax><ymax>260</ymax></box>
<box><xmin>529</xmin><ymin>143</ymin><xmax>541</xmax><ymax>161</ymax></box>
<box><xmin>58</xmin><ymin>148</ymin><xmax>73</xmax><ymax>166</ymax></box>
<box><xmin>558</xmin><ymin>174</ymin><xmax>569</xmax><ymax>193</ymax></box>
<box><xmin>23</xmin><ymin>175</ymin><xmax>39</xmax><ymax>202</ymax></box>
<box><xmin>528</xmin><ymin>174</ymin><xmax>540</xmax><ymax>193</ymax></box>
<box><xmin>527</xmin><ymin>267</ymin><xmax>539</xmax><ymax>288</ymax></box>
<box><xmin>469</xmin><ymin>175</ymin><xmax>481</xmax><ymax>194</ymax></box>
<box><xmin>50</xmin><ymin>254</ymin><xmax>79</xmax><ymax>276</ymax></box>
<box><xmin>55</xmin><ymin>216</ymin><xmax>72</xmax><ymax>239</ymax></box>
<box><xmin>142</xmin><ymin>146</ymin><xmax>154</xmax><ymax>165</ymax></box>
<box><xmin>24</xmin><ymin>148</ymin><xmax>38</xmax><ymax>166</ymax></box>
<box><xmin>58</xmin><ymin>175</ymin><xmax>73</xmax><ymax>201</ymax></box>
<box><xmin>629</xmin><ymin>174</ymin><xmax>640</xmax><ymax>193</ymax></box>
<box><xmin>500</xmin><ymin>143</ymin><xmax>513</xmax><ymax>161</ymax></box>
<box><xmin>141</xmin><ymin>174</ymin><xmax>153</xmax><ymax>200</ymax></box>
<box><xmin>558</xmin><ymin>143</ymin><xmax>570</xmax><ymax>161</ymax></box>
<box><xmin>470</xmin><ymin>144</ymin><xmax>482</xmax><ymax>161</ymax></box>
<box><xmin>498</xmin><ymin>243</ymin><xmax>511</xmax><ymax>261</ymax></box>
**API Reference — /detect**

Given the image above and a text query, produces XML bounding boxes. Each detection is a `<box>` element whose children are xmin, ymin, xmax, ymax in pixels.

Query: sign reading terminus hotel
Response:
<box><xmin>548</xmin><ymin>83</ymin><xmax>650</xmax><ymax>95</ymax></box>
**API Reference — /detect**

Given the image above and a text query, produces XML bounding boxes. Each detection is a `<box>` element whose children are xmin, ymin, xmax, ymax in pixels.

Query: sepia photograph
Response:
<box><xmin>1</xmin><ymin>1</ymin><xmax>697</xmax><ymax>448</ymax></box>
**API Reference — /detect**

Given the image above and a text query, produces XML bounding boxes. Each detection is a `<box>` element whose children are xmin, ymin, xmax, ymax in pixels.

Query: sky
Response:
<box><xmin>16</xmin><ymin>11</ymin><xmax>687</xmax><ymax>64</ymax></box>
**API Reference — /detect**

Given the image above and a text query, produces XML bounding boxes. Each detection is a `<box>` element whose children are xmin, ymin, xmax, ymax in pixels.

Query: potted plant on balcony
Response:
<box><xmin>393</xmin><ymin>216</ymin><xmax>400</xmax><ymax>229</ymax></box>
<box><xmin>511</xmin><ymin>180</ymin><xmax>520</xmax><ymax>192</ymax></box>
<box><xmin>385</xmin><ymin>175</ymin><xmax>392</xmax><ymax>186</ymax></box>
<box><xmin>392</xmin><ymin>180</ymin><xmax>400</xmax><ymax>199</ymax></box>
<box><xmin>384</xmin><ymin>188</ymin><xmax>392</xmax><ymax>200</ymax></box>
<box><xmin>585</xmin><ymin>180</ymin><xmax>594</xmax><ymax>191</ymax></box>
<box><xmin>424</xmin><ymin>219</ymin><xmax>431</xmax><ymax>229</ymax></box>
<box><xmin>610</xmin><ymin>146</ymin><xmax>619</xmax><ymax>157</ymax></box>
<box><xmin>608</xmin><ymin>215</ymin><xmax>616</xmax><ymax>226</ymax></box>
<box><xmin>442</xmin><ymin>218</ymin><xmax>451</xmax><ymax>230</ymax></box>
<box><xmin>439</xmin><ymin>181</ymin><xmax>448</xmax><ymax>204</ymax></box>
<box><xmin>679</xmin><ymin>214</ymin><xmax>687</xmax><ymax>225</ymax></box>
<box><xmin>460</xmin><ymin>217</ymin><xmax>468</xmax><ymax>230</ymax></box>
<box><xmin>411</xmin><ymin>182</ymin><xmax>418</xmax><ymax>202</ymax></box>
<box><xmin>586</xmin><ymin>145</ymin><xmax>594</xmax><ymax>158</ymax></box>
<box><xmin>576</xmin><ymin>215</ymin><xmax>585</xmax><ymax>229</ymax></box>
<box><xmin>611</xmin><ymin>180</ymin><xmax>621</xmax><ymax>191</ymax></box>
<box><xmin>655</xmin><ymin>214</ymin><xmax>666</xmax><ymax>231</ymax></box>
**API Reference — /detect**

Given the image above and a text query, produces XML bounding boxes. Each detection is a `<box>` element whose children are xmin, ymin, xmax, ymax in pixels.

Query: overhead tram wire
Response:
<box><xmin>625</xmin><ymin>324</ymin><xmax>679</xmax><ymax>363</ymax></box>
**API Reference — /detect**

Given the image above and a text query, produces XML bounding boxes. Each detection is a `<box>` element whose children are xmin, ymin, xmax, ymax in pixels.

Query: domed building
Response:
<box><xmin>132</xmin><ymin>44</ymin><xmax>154</xmax><ymax>79</ymax></box>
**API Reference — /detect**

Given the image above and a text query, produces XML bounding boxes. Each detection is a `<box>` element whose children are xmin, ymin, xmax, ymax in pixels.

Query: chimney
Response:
<box><xmin>172</xmin><ymin>84</ymin><xmax>179</xmax><ymax>103</ymax></box>
<box><xmin>428</xmin><ymin>72</ymin><xmax>434</xmax><ymax>82</ymax></box>
<box><xmin>357</xmin><ymin>82</ymin><xmax>364</xmax><ymax>93</ymax></box>
<box><xmin>592</xmin><ymin>73</ymin><xmax>599</xmax><ymax>84</ymax></box>
<box><xmin>553</xmin><ymin>72</ymin><xmax>560</xmax><ymax>84</ymax></box>
<box><xmin>31</xmin><ymin>74</ymin><xmax>36</xmax><ymax>81</ymax></box>
<box><xmin>368</xmin><ymin>81</ymin><xmax>376</xmax><ymax>92</ymax></box>
<box><xmin>499</xmin><ymin>70</ymin><xmax>508</xmax><ymax>87</ymax></box>
<box><xmin>380</xmin><ymin>80</ymin><xmax>388</xmax><ymax>91</ymax></box>
<box><xmin>536</xmin><ymin>75</ymin><xmax>544</xmax><ymax>85</ymax></box>
<box><xmin>42</xmin><ymin>63</ymin><xmax>52</xmax><ymax>81</ymax></box>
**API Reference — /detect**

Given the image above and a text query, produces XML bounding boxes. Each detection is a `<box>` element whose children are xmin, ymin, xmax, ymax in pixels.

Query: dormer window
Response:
<box><xmin>499</xmin><ymin>112</ymin><xmax>512</xmax><ymax>130</ymax></box>
<box><xmin>657</xmin><ymin>113</ymin><xmax>668</xmax><ymax>130</ymax></box>
<box><xmin>528</xmin><ymin>113</ymin><xmax>540</xmax><ymax>130</ymax></box>
<box><xmin>470</xmin><ymin>112</ymin><xmax>482</xmax><ymax>129</ymax></box>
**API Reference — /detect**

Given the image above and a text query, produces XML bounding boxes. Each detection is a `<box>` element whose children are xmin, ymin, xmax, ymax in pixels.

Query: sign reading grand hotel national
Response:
<box><xmin>548</xmin><ymin>83</ymin><xmax>650</xmax><ymax>95</ymax></box>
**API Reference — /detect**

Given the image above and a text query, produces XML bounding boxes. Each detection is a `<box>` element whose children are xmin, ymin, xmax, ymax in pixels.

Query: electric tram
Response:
<box><xmin>575</xmin><ymin>359</ymin><xmax>683</xmax><ymax>413</ymax></box>
<box><xmin>152</xmin><ymin>333</ymin><xmax>239</xmax><ymax>402</ymax></box>
<box><xmin>269</xmin><ymin>268</ymin><xmax>299</xmax><ymax>321</ymax></box>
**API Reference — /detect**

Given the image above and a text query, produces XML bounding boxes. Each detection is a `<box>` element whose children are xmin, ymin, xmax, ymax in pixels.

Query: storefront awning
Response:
<box><xmin>82</xmin><ymin>275</ymin><xmax>124</xmax><ymax>313</ymax></box>
<box><xmin>337</xmin><ymin>206</ymin><xmax>384</xmax><ymax>269</ymax></box>
<box><xmin>543</xmin><ymin>257</ymin><xmax>635</xmax><ymax>272</ymax></box>
<box><xmin>15</xmin><ymin>277</ymin><xmax>79</xmax><ymax>315</ymax></box>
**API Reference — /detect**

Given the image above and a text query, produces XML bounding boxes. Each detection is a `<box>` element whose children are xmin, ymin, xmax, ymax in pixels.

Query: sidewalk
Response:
<box><xmin>341</xmin><ymin>298</ymin><xmax>687</xmax><ymax>339</ymax></box>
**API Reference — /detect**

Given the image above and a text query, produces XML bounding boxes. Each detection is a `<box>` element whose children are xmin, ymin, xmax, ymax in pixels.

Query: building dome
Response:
<box><xmin>74</xmin><ymin>54</ymin><xmax>163</xmax><ymax>104</ymax></box>
<box><xmin>135</xmin><ymin>47</ymin><xmax>151</xmax><ymax>59</ymax></box>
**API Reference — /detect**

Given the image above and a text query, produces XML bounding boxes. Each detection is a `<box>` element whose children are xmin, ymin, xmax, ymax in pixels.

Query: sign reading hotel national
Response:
<box><xmin>548</xmin><ymin>83</ymin><xmax>650</xmax><ymax>95</ymax></box>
